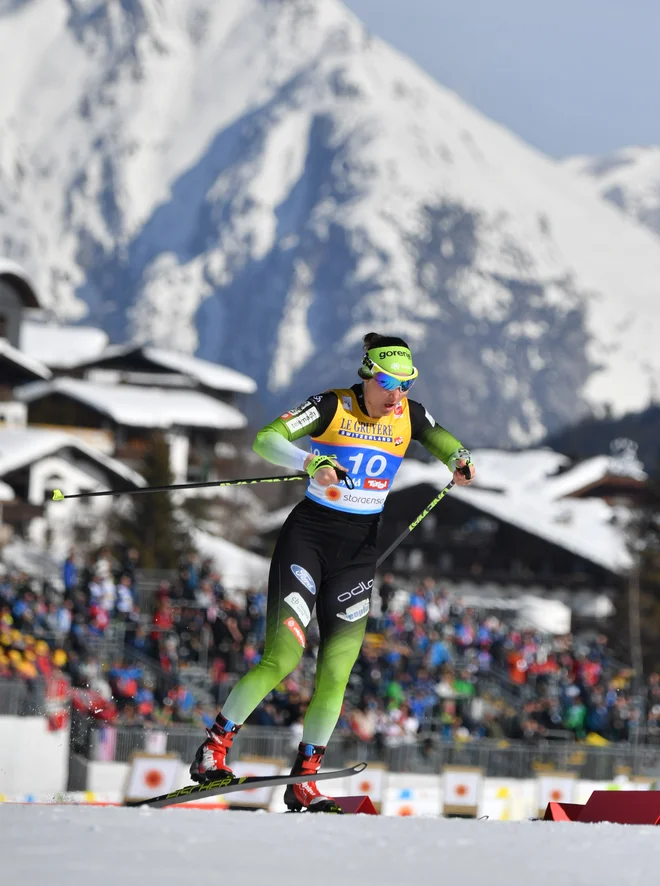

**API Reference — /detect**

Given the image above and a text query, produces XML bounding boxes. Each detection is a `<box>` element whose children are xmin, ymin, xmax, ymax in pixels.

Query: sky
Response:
<box><xmin>343</xmin><ymin>0</ymin><xmax>660</xmax><ymax>159</ymax></box>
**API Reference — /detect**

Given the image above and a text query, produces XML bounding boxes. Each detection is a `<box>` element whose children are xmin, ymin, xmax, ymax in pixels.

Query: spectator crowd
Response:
<box><xmin>2</xmin><ymin>547</ymin><xmax>660</xmax><ymax>753</ymax></box>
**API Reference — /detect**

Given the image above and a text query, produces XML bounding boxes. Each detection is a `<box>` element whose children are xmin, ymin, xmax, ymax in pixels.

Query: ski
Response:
<box><xmin>124</xmin><ymin>762</ymin><xmax>367</xmax><ymax>809</ymax></box>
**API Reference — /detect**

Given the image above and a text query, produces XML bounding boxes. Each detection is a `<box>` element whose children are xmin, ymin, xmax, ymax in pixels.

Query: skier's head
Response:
<box><xmin>358</xmin><ymin>332</ymin><xmax>418</xmax><ymax>418</ymax></box>
<box><xmin>358</xmin><ymin>332</ymin><xmax>418</xmax><ymax>391</ymax></box>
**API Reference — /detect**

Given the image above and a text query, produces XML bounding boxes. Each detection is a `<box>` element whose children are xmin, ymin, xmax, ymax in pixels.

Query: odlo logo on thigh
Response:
<box><xmin>337</xmin><ymin>579</ymin><xmax>373</xmax><ymax>604</ymax></box>
<box><xmin>283</xmin><ymin>617</ymin><xmax>306</xmax><ymax>648</ymax></box>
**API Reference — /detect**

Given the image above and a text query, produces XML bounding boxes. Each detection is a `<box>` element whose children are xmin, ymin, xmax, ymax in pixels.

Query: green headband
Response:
<box><xmin>362</xmin><ymin>345</ymin><xmax>416</xmax><ymax>379</ymax></box>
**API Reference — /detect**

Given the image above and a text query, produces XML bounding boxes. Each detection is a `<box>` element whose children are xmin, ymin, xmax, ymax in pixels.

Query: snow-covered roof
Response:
<box><xmin>0</xmin><ymin>337</ymin><xmax>51</xmax><ymax>380</ymax></box>
<box><xmin>144</xmin><ymin>347</ymin><xmax>257</xmax><ymax>395</ymax></box>
<box><xmin>541</xmin><ymin>455</ymin><xmax>646</xmax><ymax>501</ymax></box>
<box><xmin>0</xmin><ymin>427</ymin><xmax>145</xmax><ymax>487</ymax></box>
<box><xmin>0</xmin><ymin>258</ymin><xmax>40</xmax><ymax>308</ymax></box>
<box><xmin>20</xmin><ymin>320</ymin><xmax>109</xmax><ymax>369</ymax></box>
<box><xmin>193</xmin><ymin>529</ymin><xmax>269</xmax><ymax>590</ymax></box>
<box><xmin>14</xmin><ymin>378</ymin><xmax>248</xmax><ymax>430</ymax></box>
<box><xmin>466</xmin><ymin>448</ymin><xmax>645</xmax><ymax>501</ymax></box>
<box><xmin>467</xmin><ymin>448</ymin><xmax>569</xmax><ymax>492</ymax></box>
<box><xmin>70</xmin><ymin>343</ymin><xmax>257</xmax><ymax>395</ymax></box>
<box><xmin>392</xmin><ymin>460</ymin><xmax>632</xmax><ymax>575</ymax></box>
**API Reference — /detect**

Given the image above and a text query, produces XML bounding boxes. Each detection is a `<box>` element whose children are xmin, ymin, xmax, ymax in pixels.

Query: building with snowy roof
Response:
<box><xmin>13</xmin><ymin>377</ymin><xmax>250</xmax><ymax>484</ymax></box>
<box><xmin>3</xmin><ymin>276</ymin><xmax>258</xmax><ymax>484</ymax></box>
<box><xmin>11</xmin><ymin>315</ymin><xmax>259</xmax><ymax>481</ymax></box>
<box><xmin>0</xmin><ymin>426</ymin><xmax>145</xmax><ymax>558</ymax></box>
<box><xmin>63</xmin><ymin>344</ymin><xmax>257</xmax><ymax>400</ymax></box>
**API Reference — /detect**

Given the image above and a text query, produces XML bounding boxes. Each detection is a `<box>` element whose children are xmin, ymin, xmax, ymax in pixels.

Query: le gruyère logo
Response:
<box><xmin>339</xmin><ymin>417</ymin><xmax>393</xmax><ymax>441</ymax></box>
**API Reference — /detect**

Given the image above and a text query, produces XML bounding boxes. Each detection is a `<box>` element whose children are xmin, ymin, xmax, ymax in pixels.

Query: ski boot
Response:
<box><xmin>284</xmin><ymin>742</ymin><xmax>344</xmax><ymax>813</ymax></box>
<box><xmin>189</xmin><ymin>714</ymin><xmax>241</xmax><ymax>783</ymax></box>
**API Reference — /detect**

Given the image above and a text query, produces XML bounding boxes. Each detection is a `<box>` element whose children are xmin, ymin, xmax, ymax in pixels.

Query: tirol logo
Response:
<box><xmin>379</xmin><ymin>350</ymin><xmax>409</xmax><ymax>358</ymax></box>
<box><xmin>337</xmin><ymin>599</ymin><xmax>370</xmax><ymax>623</ymax></box>
<box><xmin>395</xmin><ymin>436</ymin><xmax>404</xmax><ymax>446</ymax></box>
<box><xmin>394</xmin><ymin>403</ymin><xmax>403</xmax><ymax>416</ymax></box>
<box><xmin>291</xmin><ymin>564</ymin><xmax>316</xmax><ymax>595</ymax></box>
<box><xmin>365</xmin><ymin>478</ymin><xmax>390</xmax><ymax>490</ymax></box>
<box><xmin>284</xmin><ymin>617</ymin><xmax>306</xmax><ymax>648</ymax></box>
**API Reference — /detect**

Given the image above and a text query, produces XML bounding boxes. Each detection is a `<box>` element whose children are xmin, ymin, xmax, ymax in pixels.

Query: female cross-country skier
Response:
<box><xmin>190</xmin><ymin>332</ymin><xmax>476</xmax><ymax>812</ymax></box>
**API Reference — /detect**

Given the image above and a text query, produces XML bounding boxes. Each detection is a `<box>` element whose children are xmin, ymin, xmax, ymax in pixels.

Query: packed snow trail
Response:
<box><xmin>1</xmin><ymin>805</ymin><xmax>658</xmax><ymax>886</ymax></box>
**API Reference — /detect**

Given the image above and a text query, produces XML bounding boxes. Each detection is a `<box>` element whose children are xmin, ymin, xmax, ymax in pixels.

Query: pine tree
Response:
<box><xmin>114</xmin><ymin>433</ymin><xmax>191</xmax><ymax>569</ymax></box>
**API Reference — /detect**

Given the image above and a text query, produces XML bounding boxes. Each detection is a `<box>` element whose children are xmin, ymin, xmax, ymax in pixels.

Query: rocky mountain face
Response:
<box><xmin>3</xmin><ymin>0</ymin><xmax>660</xmax><ymax>446</ymax></box>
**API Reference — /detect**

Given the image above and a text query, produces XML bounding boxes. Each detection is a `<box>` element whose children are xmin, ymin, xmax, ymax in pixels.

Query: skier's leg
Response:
<box><xmin>302</xmin><ymin>569</ymin><xmax>373</xmax><ymax>746</ymax></box>
<box><xmin>190</xmin><ymin>509</ymin><xmax>320</xmax><ymax>782</ymax></box>
<box><xmin>220</xmin><ymin>554</ymin><xmax>315</xmax><ymax>724</ymax></box>
<box><xmin>284</xmin><ymin>559</ymin><xmax>375</xmax><ymax>812</ymax></box>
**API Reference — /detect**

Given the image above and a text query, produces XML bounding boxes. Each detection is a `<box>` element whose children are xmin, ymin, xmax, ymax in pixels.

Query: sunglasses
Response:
<box><xmin>367</xmin><ymin>358</ymin><xmax>418</xmax><ymax>393</ymax></box>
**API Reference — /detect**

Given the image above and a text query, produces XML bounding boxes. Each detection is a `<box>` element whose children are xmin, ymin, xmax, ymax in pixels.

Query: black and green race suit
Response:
<box><xmin>219</xmin><ymin>384</ymin><xmax>469</xmax><ymax>746</ymax></box>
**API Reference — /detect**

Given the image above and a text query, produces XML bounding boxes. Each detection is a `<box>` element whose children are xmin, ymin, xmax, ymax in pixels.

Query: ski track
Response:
<box><xmin>1</xmin><ymin>805</ymin><xmax>657</xmax><ymax>886</ymax></box>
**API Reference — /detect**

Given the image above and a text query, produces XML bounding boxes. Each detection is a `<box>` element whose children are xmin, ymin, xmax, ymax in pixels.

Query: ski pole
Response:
<box><xmin>51</xmin><ymin>473</ymin><xmax>308</xmax><ymax>501</ymax></box>
<box><xmin>51</xmin><ymin>463</ymin><xmax>355</xmax><ymax>501</ymax></box>
<box><xmin>376</xmin><ymin>479</ymin><xmax>455</xmax><ymax>568</ymax></box>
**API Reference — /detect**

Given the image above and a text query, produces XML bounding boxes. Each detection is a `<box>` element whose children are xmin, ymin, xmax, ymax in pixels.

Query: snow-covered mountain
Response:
<box><xmin>564</xmin><ymin>147</ymin><xmax>660</xmax><ymax>238</ymax></box>
<box><xmin>3</xmin><ymin>0</ymin><xmax>660</xmax><ymax>447</ymax></box>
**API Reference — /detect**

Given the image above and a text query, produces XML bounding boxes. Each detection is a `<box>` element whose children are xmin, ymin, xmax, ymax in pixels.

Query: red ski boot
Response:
<box><xmin>189</xmin><ymin>714</ymin><xmax>241</xmax><ymax>783</ymax></box>
<box><xmin>284</xmin><ymin>742</ymin><xmax>344</xmax><ymax>813</ymax></box>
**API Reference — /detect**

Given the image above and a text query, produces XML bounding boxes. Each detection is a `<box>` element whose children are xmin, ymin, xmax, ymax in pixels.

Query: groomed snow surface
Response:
<box><xmin>1</xmin><ymin>805</ymin><xmax>658</xmax><ymax>886</ymax></box>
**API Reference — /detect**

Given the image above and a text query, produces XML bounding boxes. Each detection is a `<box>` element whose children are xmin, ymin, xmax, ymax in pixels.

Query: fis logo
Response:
<box><xmin>394</xmin><ymin>436</ymin><xmax>404</xmax><ymax>446</ymax></box>
<box><xmin>291</xmin><ymin>564</ymin><xmax>316</xmax><ymax>595</ymax></box>
<box><xmin>394</xmin><ymin>403</ymin><xmax>404</xmax><ymax>416</ymax></box>
<box><xmin>364</xmin><ymin>478</ymin><xmax>390</xmax><ymax>490</ymax></box>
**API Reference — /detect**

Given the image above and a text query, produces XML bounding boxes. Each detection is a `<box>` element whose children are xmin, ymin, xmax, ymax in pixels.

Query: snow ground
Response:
<box><xmin>1</xmin><ymin>805</ymin><xmax>657</xmax><ymax>886</ymax></box>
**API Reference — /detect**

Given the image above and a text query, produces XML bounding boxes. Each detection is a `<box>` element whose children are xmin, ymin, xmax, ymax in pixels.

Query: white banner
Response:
<box><xmin>536</xmin><ymin>773</ymin><xmax>576</xmax><ymax>813</ymax></box>
<box><xmin>383</xmin><ymin>773</ymin><xmax>441</xmax><ymax>817</ymax></box>
<box><xmin>442</xmin><ymin>767</ymin><xmax>483</xmax><ymax>815</ymax></box>
<box><xmin>124</xmin><ymin>754</ymin><xmax>181</xmax><ymax>802</ymax></box>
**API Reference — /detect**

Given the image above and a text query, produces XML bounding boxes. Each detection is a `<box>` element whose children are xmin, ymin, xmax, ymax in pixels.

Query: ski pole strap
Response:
<box><xmin>305</xmin><ymin>455</ymin><xmax>355</xmax><ymax>490</ymax></box>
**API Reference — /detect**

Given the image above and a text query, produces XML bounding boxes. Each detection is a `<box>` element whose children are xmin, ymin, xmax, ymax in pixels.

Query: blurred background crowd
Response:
<box><xmin>2</xmin><ymin>544</ymin><xmax>660</xmax><ymax>751</ymax></box>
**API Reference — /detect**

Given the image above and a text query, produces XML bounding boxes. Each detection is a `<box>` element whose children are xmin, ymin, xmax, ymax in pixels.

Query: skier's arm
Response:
<box><xmin>408</xmin><ymin>400</ymin><xmax>475</xmax><ymax>483</ymax></box>
<box><xmin>252</xmin><ymin>393</ymin><xmax>338</xmax><ymax>472</ymax></box>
